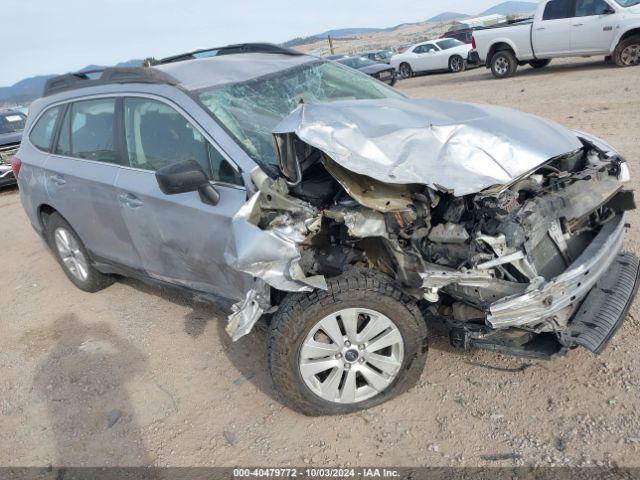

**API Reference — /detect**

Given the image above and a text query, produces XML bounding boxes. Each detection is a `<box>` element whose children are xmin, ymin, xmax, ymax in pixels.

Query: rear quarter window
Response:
<box><xmin>29</xmin><ymin>106</ymin><xmax>63</xmax><ymax>152</ymax></box>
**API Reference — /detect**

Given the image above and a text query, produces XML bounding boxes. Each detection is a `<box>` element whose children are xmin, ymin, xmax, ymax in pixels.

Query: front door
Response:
<box><xmin>114</xmin><ymin>96</ymin><xmax>252</xmax><ymax>301</ymax></box>
<box><xmin>571</xmin><ymin>0</ymin><xmax>618</xmax><ymax>53</ymax></box>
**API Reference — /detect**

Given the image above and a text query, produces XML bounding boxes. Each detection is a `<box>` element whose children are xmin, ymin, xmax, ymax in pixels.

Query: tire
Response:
<box><xmin>490</xmin><ymin>50</ymin><xmax>518</xmax><ymax>79</ymax></box>
<box><xmin>613</xmin><ymin>35</ymin><xmax>640</xmax><ymax>67</ymax></box>
<box><xmin>529</xmin><ymin>59</ymin><xmax>551</xmax><ymax>69</ymax></box>
<box><xmin>449</xmin><ymin>55</ymin><xmax>466</xmax><ymax>73</ymax></box>
<box><xmin>268</xmin><ymin>268</ymin><xmax>428</xmax><ymax>416</ymax></box>
<box><xmin>398</xmin><ymin>63</ymin><xmax>413</xmax><ymax>79</ymax></box>
<box><xmin>45</xmin><ymin>212</ymin><xmax>114</xmax><ymax>292</ymax></box>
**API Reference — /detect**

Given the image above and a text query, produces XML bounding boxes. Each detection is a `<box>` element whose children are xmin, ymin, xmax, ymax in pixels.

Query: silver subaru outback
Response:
<box><xmin>14</xmin><ymin>44</ymin><xmax>639</xmax><ymax>416</ymax></box>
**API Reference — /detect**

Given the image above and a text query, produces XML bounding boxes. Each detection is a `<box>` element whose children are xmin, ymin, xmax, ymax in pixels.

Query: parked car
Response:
<box><xmin>471</xmin><ymin>0</ymin><xmax>640</xmax><ymax>78</ymax></box>
<box><xmin>0</xmin><ymin>109</ymin><xmax>27</xmax><ymax>187</ymax></box>
<box><xmin>360</xmin><ymin>49</ymin><xmax>394</xmax><ymax>64</ymax></box>
<box><xmin>444</xmin><ymin>27</ymin><xmax>477</xmax><ymax>44</ymax></box>
<box><xmin>16</xmin><ymin>43</ymin><xmax>638</xmax><ymax>416</ymax></box>
<box><xmin>327</xmin><ymin>55</ymin><xmax>397</xmax><ymax>85</ymax></box>
<box><xmin>390</xmin><ymin>38</ymin><xmax>473</xmax><ymax>78</ymax></box>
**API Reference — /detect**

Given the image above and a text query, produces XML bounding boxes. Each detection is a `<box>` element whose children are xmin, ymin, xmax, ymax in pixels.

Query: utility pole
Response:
<box><xmin>328</xmin><ymin>35</ymin><xmax>335</xmax><ymax>55</ymax></box>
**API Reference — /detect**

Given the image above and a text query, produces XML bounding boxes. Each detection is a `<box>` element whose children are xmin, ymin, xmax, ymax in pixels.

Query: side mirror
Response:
<box><xmin>602</xmin><ymin>6</ymin><xmax>616</xmax><ymax>14</ymax></box>
<box><xmin>155</xmin><ymin>159</ymin><xmax>220</xmax><ymax>206</ymax></box>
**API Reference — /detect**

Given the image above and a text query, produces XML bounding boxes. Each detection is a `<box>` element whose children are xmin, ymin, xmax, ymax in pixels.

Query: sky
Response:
<box><xmin>1</xmin><ymin>0</ymin><xmax>503</xmax><ymax>87</ymax></box>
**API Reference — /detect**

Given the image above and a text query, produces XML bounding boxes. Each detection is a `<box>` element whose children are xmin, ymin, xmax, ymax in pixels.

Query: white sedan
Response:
<box><xmin>391</xmin><ymin>38</ymin><xmax>473</xmax><ymax>78</ymax></box>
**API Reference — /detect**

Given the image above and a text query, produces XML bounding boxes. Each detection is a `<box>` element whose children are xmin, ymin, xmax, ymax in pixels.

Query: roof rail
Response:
<box><xmin>157</xmin><ymin>43</ymin><xmax>304</xmax><ymax>65</ymax></box>
<box><xmin>43</xmin><ymin>67</ymin><xmax>180</xmax><ymax>97</ymax></box>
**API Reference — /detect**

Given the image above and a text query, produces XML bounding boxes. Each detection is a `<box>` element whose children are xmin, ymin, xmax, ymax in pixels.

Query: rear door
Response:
<box><xmin>571</xmin><ymin>0</ymin><xmax>618</xmax><ymax>53</ymax></box>
<box><xmin>114</xmin><ymin>96</ymin><xmax>252</xmax><ymax>301</ymax></box>
<box><xmin>44</xmin><ymin>97</ymin><xmax>141</xmax><ymax>268</ymax></box>
<box><xmin>533</xmin><ymin>0</ymin><xmax>575</xmax><ymax>56</ymax></box>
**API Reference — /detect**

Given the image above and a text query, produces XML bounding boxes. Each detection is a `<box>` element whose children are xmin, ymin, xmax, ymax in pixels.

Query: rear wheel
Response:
<box><xmin>45</xmin><ymin>212</ymin><xmax>114</xmax><ymax>292</ymax></box>
<box><xmin>449</xmin><ymin>55</ymin><xmax>466</xmax><ymax>73</ymax></box>
<box><xmin>490</xmin><ymin>50</ymin><xmax>518</xmax><ymax>79</ymax></box>
<box><xmin>398</xmin><ymin>62</ymin><xmax>413</xmax><ymax>79</ymax></box>
<box><xmin>529</xmin><ymin>59</ymin><xmax>551</xmax><ymax>69</ymax></box>
<box><xmin>614</xmin><ymin>35</ymin><xmax>640</xmax><ymax>67</ymax></box>
<box><xmin>268</xmin><ymin>269</ymin><xmax>428</xmax><ymax>416</ymax></box>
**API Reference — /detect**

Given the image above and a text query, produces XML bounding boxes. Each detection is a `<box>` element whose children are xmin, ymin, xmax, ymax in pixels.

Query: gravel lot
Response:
<box><xmin>1</xmin><ymin>57</ymin><xmax>640</xmax><ymax>468</ymax></box>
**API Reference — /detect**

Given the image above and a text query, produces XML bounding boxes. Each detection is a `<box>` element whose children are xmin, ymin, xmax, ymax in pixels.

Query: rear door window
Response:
<box><xmin>56</xmin><ymin>98</ymin><xmax>118</xmax><ymax>163</ymax></box>
<box><xmin>543</xmin><ymin>0</ymin><xmax>576</xmax><ymax>19</ymax></box>
<box><xmin>30</xmin><ymin>106</ymin><xmax>63</xmax><ymax>152</ymax></box>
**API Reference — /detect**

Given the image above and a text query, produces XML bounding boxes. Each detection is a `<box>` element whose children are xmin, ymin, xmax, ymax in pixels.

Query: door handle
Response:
<box><xmin>573</xmin><ymin>23</ymin><xmax>584</xmax><ymax>26</ymax></box>
<box><xmin>118</xmin><ymin>193</ymin><xmax>144</xmax><ymax>208</ymax></box>
<box><xmin>50</xmin><ymin>174</ymin><xmax>66</xmax><ymax>186</ymax></box>
<box><xmin>535</xmin><ymin>27</ymin><xmax>546</xmax><ymax>31</ymax></box>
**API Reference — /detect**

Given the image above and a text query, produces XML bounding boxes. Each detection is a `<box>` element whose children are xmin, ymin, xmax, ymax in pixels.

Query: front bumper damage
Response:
<box><xmin>488</xmin><ymin>213</ymin><xmax>626</xmax><ymax>329</ymax></box>
<box><xmin>223</xmin><ymin>97</ymin><xmax>637</xmax><ymax>357</ymax></box>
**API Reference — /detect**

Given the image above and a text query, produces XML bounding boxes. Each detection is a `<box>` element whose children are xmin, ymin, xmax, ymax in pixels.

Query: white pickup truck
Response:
<box><xmin>471</xmin><ymin>0</ymin><xmax>640</xmax><ymax>78</ymax></box>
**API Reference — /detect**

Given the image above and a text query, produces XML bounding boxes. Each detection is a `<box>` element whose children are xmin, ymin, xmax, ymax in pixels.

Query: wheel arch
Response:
<box><xmin>613</xmin><ymin>27</ymin><xmax>640</xmax><ymax>51</ymax></box>
<box><xmin>487</xmin><ymin>41</ymin><xmax>517</xmax><ymax>66</ymax></box>
<box><xmin>37</xmin><ymin>203</ymin><xmax>58</xmax><ymax>231</ymax></box>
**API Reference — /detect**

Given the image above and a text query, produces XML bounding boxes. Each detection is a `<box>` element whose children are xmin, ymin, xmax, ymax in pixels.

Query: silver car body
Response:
<box><xmin>16</xmin><ymin>51</ymin><xmax>636</xmax><ymax>352</ymax></box>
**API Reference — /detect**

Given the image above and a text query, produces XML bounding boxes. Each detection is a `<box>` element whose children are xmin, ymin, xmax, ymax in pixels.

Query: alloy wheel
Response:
<box><xmin>54</xmin><ymin>227</ymin><xmax>89</xmax><ymax>282</ymax></box>
<box><xmin>620</xmin><ymin>44</ymin><xmax>640</xmax><ymax>66</ymax></box>
<box><xmin>451</xmin><ymin>56</ymin><xmax>464</xmax><ymax>72</ymax></box>
<box><xmin>494</xmin><ymin>56</ymin><xmax>510</xmax><ymax>76</ymax></box>
<box><xmin>299</xmin><ymin>308</ymin><xmax>404</xmax><ymax>404</ymax></box>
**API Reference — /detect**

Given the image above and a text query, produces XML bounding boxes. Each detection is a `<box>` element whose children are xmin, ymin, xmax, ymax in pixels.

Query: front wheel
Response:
<box><xmin>268</xmin><ymin>269</ymin><xmax>428</xmax><ymax>416</ymax></box>
<box><xmin>614</xmin><ymin>35</ymin><xmax>640</xmax><ymax>67</ymax></box>
<box><xmin>490</xmin><ymin>50</ymin><xmax>518</xmax><ymax>79</ymax></box>
<box><xmin>529</xmin><ymin>59</ymin><xmax>551</xmax><ymax>69</ymax></box>
<box><xmin>398</xmin><ymin>63</ymin><xmax>413</xmax><ymax>79</ymax></box>
<box><xmin>449</xmin><ymin>55</ymin><xmax>466</xmax><ymax>73</ymax></box>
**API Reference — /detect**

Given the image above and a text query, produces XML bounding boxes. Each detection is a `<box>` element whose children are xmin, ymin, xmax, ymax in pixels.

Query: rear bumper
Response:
<box><xmin>488</xmin><ymin>214</ymin><xmax>628</xmax><ymax>328</ymax></box>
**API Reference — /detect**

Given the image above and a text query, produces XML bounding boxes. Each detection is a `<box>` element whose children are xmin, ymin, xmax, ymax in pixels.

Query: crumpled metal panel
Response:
<box><xmin>487</xmin><ymin>214</ymin><xmax>626</xmax><ymax>328</ymax></box>
<box><xmin>273</xmin><ymin>98</ymin><xmax>583</xmax><ymax>196</ymax></box>
<box><xmin>224</xmin><ymin>192</ymin><xmax>327</xmax><ymax>293</ymax></box>
<box><xmin>226</xmin><ymin>279</ymin><xmax>271</xmax><ymax>341</ymax></box>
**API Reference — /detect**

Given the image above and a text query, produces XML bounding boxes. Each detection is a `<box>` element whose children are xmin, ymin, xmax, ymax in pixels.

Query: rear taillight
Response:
<box><xmin>472</xmin><ymin>37</ymin><xmax>476</xmax><ymax>49</ymax></box>
<box><xmin>11</xmin><ymin>156</ymin><xmax>22</xmax><ymax>178</ymax></box>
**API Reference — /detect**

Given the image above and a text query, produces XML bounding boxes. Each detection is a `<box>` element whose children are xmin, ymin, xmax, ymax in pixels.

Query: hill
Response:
<box><xmin>481</xmin><ymin>1</ymin><xmax>537</xmax><ymax>15</ymax></box>
<box><xmin>427</xmin><ymin>12</ymin><xmax>470</xmax><ymax>22</ymax></box>
<box><xmin>0</xmin><ymin>60</ymin><xmax>143</xmax><ymax>105</ymax></box>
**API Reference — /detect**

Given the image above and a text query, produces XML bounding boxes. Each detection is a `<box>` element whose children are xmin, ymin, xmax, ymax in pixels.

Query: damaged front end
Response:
<box><xmin>226</xmin><ymin>98</ymin><xmax>638</xmax><ymax>359</ymax></box>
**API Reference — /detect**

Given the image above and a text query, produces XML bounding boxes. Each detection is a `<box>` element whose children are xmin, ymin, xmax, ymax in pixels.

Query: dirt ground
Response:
<box><xmin>1</xmin><ymin>57</ymin><xmax>640</xmax><ymax>468</ymax></box>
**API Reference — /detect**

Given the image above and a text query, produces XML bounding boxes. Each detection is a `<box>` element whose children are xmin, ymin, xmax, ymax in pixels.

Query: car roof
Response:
<box><xmin>154</xmin><ymin>52</ymin><xmax>317</xmax><ymax>91</ymax></box>
<box><xmin>41</xmin><ymin>44</ymin><xmax>320</xmax><ymax>98</ymax></box>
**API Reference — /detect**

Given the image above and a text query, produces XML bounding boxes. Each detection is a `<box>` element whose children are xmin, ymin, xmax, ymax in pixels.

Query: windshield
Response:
<box><xmin>198</xmin><ymin>60</ymin><xmax>403</xmax><ymax>170</ymax></box>
<box><xmin>0</xmin><ymin>112</ymin><xmax>26</xmax><ymax>135</ymax></box>
<box><xmin>614</xmin><ymin>0</ymin><xmax>640</xmax><ymax>5</ymax></box>
<box><xmin>339</xmin><ymin>56</ymin><xmax>378</xmax><ymax>69</ymax></box>
<box><xmin>436</xmin><ymin>38</ymin><xmax>464</xmax><ymax>50</ymax></box>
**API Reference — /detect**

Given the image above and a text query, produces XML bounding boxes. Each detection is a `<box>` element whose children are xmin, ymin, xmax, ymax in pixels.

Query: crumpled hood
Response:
<box><xmin>273</xmin><ymin>98</ymin><xmax>583</xmax><ymax>196</ymax></box>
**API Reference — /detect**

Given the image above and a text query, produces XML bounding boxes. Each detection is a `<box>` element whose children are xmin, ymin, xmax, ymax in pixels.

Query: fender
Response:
<box><xmin>610</xmin><ymin>25</ymin><xmax>640</xmax><ymax>53</ymax></box>
<box><xmin>487</xmin><ymin>38</ymin><xmax>521</xmax><ymax>62</ymax></box>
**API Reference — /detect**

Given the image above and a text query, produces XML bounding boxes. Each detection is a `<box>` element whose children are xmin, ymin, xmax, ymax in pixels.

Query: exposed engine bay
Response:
<box><xmin>225</xmin><ymin>99</ymin><xmax>636</xmax><ymax>359</ymax></box>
